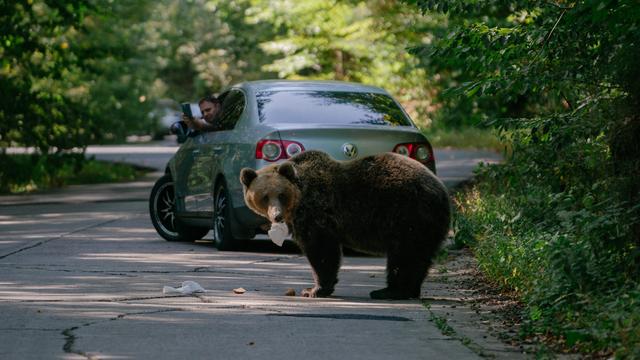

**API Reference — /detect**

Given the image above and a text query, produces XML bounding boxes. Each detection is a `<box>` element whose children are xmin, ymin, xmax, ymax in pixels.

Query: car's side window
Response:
<box><xmin>216</xmin><ymin>90</ymin><xmax>246</xmax><ymax>130</ymax></box>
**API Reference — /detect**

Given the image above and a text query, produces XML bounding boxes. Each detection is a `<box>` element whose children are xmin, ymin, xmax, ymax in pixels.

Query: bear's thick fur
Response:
<box><xmin>240</xmin><ymin>150</ymin><xmax>450</xmax><ymax>299</ymax></box>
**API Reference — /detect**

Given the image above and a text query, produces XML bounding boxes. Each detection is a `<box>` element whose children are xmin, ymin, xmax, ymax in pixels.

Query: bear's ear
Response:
<box><xmin>277</xmin><ymin>161</ymin><xmax>297</xmax><ymax>182</ymax></box>
<box><xmin>240</xmin><ymin>168</ymin><xmax>258</xmax><ymax>187</ymax></box>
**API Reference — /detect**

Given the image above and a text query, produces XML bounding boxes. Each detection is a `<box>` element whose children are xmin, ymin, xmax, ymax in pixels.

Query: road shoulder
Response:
<box><xmin>422</xmin><ymin>248</ymin><xmax>540</xmax><ymax>359</ymax></box>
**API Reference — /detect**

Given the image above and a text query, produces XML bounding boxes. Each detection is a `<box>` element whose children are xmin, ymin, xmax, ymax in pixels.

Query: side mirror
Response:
<box><xmin>170</xmin><ymin>121</ymin><xmax>189</xmax><ymax>143</ymax></box>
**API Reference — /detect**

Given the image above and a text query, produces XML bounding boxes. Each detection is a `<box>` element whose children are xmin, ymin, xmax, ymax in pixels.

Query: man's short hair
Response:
<box><xmin>198</xmin><ymin>95</ymin><xmax>221</xmax><ymax>106</ymax></box>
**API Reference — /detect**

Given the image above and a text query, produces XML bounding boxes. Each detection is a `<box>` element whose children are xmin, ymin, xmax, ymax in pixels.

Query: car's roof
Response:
<box><xmin>234</xmin><ymin>80</ymin><xmax>389</xmax><ymax>94</ymax></box>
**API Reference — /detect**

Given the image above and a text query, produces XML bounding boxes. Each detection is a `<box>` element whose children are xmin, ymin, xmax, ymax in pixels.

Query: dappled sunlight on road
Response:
<box><xmin>341</xmin><ymin>264</ymin><xmax>386</xmax><ymax>272</ymax></box>
<box><xmin>77</xmin><ymin>252</ymin><xmax>265</xmax><ymax>266</ymax></box>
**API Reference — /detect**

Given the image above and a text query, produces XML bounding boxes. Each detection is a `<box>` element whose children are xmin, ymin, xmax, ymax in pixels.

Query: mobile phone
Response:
<box><xmin>181</xmin><ymin>102</ymin><xmax>193</xmax><ymax>118</ymax></box>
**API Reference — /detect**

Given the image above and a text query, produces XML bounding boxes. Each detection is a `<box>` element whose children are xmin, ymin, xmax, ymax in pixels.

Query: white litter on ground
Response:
<box><xmin>268</xmin><ymin>222</ymin><xmax>289</xmax><ymax>247</ymax></box>
<box><xmin>162</xmin><ymin>281</ymin><xmax>205</xmax><ymax>295</ymax></box>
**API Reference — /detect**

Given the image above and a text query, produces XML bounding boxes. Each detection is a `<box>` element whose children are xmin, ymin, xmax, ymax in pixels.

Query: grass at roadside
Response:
<box><xmin>422</xmin><ymin>127</ymin><xmax>505</xmax><ymax>151</ymax></box>
<box><xmin>0</xmin><ymin>153</ymin><xmax>148</xmax><ymax>194</ymax></box>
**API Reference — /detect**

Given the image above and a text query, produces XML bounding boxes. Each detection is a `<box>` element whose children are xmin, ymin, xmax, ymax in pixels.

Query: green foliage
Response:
<box><xmin>246</xmin><ymin>0</ymin><xmax>437</xmax><ymax>127</ymax></box>
<box><xmin>1</xmin><ymin>0</ymin><xmax>93</xmax><ymax>153</ymax></box>
<box><xmin>0</xmin><ymin>153</ymin><xmax>143</xmax><ymax>194</ymax></box>
<box><xmin>455</xmin><ymin>162</ymin><xmax>640</xmax><ymax>355</ymax></box>
<box><xmin>0</xmin><ymin>1</ymin><xmax>160</xmax><ymax>150</ymax></box>
<box><xmin>0</xmin><ymin>0</ymin><xmax>276</xmax><ymax>152</ymax></box>
<box><xmin>141</xmin><ymin>0</ymin><xmax>274</xmax><ymax>101</ymax></box>
<box><xmin>408</xmin><ymin>0</ymin><xmax>640</xmax><ymax>130</ymax></box>
<box><xmin>424</xmin><ymin>127</ymin><xmax>503</xmax><ymax>150</ymax></box>
<box><xmin>414</xmin><ymin>0</ymin><xmax>640</xmax><ymax>355</ymax></box>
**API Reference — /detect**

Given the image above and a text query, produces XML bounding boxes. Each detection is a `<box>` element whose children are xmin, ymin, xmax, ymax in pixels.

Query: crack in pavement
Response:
<box><xmin>59</xmin><ymin>303</ymin><xmax>288</xmax><ymax>359</ymax></box>
<box><xmin>62</xmin><ymin>308</ymin><xmax>181</xmax><ymax>359</ymax></box>
<box><xmin>0</xmin><ymin>217</ymin><xmax>123</xmax><ymax>260</ymax></box>
<box><xmin>2</xmin><ymin>265</ymin><xmax>140</xmax><ymax>277</ymax></box>
<box><xmin>193</xmin><ymin>293</ymin><xmax>215</xmax><ymax>303</ymax></box>
<box><xmin>250</xmin><ymin>254</ymin><xmax>303</xmax><ymax>264</ymax></box>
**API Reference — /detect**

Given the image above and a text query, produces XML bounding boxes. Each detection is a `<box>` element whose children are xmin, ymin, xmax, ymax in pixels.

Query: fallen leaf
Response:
<box><xmin>284</xmin><ymin>288</ymin><xmax>296</xmax><ymax>296</ymax></box>
<box><xmin>233</xmin><ymin>287</ymin><xmax>246</xmax><ymax>294</ymax></box>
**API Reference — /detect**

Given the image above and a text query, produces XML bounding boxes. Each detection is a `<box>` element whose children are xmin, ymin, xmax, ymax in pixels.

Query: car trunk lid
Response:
<box><xmin>274</xmin><ymin>125</ymin><xmax>427</xmax><ymax>161</ymax></box>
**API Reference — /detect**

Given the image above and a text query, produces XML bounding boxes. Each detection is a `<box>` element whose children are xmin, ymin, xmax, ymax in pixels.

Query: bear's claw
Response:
<box><xmin>301</xmin><ymin>286</ymin><xmax>333</xmax><ymax>298</ymax></box>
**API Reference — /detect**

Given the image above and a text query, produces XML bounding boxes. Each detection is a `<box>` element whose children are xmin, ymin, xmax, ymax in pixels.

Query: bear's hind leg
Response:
<box><xmin>370</xmin><ymin>247</ymin><xmax>431</xmax><ymax>300</ymax></box>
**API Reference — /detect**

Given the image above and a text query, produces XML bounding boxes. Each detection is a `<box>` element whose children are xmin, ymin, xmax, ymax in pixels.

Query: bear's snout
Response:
<box><xmin>267</xmin><ymin>204</ymin><xmax>284</xmax><ymax>223</ymax></box>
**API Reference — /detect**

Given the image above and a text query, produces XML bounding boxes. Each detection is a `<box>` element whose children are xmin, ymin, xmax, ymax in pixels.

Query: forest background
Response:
<box><xmin>1</xmin><ymin>0</ymin><xmax>639</xmax><ymax>357</ymax></box>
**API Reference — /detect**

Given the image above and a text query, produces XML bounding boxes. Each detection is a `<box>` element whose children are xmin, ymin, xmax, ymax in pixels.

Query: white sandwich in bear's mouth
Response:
<box><xmin>268</xmin><ymin>222</ymin><xmax>289</xmax><ymax>246</ymax></box>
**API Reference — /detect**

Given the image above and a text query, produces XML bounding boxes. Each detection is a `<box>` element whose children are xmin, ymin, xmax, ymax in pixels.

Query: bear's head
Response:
<box><xmin>240</xmin><ymin>162</ymin><xmax>301</xmax><ymax>224</ymax></box>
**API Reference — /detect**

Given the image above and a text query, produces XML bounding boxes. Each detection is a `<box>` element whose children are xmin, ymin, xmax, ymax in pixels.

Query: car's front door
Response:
<box><xmin>171</xmin><ymin>132</ymin><xmax>209</xmax><ymax>213</ymax></box>
<box><xmin>184</xmin><ymin>89</ymin><xmax>247</xmax><ymax>213</ymax></box>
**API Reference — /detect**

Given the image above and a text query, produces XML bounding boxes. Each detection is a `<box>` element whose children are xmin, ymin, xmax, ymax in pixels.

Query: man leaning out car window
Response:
<box><xmin>182</xmin><ymin>95</ymin><xmax>222</xmax><ymax>132</ymax></box>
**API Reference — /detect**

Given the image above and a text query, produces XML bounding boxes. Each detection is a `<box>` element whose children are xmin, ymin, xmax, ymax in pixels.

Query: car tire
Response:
<box><xmin>149</xmin><ymin>175</ymin><xmax>209</xmax><ymax>242</ymax></box>
<box><xmin>213</xmin><ymin>182</ymin><xmax>238</xmax><ymax>251</ymax></box>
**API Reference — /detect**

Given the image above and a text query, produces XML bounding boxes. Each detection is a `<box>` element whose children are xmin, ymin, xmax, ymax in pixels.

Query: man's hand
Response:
<box><xmin>183</xmin><ymin>114</ymin><xmax>209</xmax><ymax>131</ymax></box>
<box><xmin>181</xmin><ymin>114</ymin><xmax>195</xmax><ymax>129</ymax></box>
<box><xmin>182</xmin><ymin>113</ymin><xmax>217</xmax><ymax>132</ymax></box>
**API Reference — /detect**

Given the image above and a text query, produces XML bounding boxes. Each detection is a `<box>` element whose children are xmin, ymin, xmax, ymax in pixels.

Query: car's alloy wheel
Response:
<box><xmin>149</xmin><ymin>175</ymin><xmax>208</xmax><ymax>242</ymax></box>
<box><xmin>213</xmin><ymin>183</ymin><xmax>237</xmax><ymax>250</ymax></box>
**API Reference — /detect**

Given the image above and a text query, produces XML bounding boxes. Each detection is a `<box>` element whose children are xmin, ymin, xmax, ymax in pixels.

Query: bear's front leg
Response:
<box><xmin>299</xmin><ymin>236</ymin><xmax>342</xmax><ymax>298</ymax></box>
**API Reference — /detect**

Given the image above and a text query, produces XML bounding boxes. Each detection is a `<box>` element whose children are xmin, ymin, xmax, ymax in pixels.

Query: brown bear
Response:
<box><xmin>240</xmin><ymin>150</ymin><xmax>450</xmax><ymax>300</ymax></box>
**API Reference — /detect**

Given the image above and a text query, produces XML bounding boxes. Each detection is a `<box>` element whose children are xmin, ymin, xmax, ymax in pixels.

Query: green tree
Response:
<box><xmin>74</xmin><ymin>1</ymin><xmax>158</xmax><ymax>142</ymax></box>
<box><xmin>246</xmin><ymin>0</ymin><xmax>437</xmax><ymax>127</ymax></box>
<box><xmin>141</xmin><ymin>0</ymin><xmax>275</xmax><ymax>102</ymax></box>
<box><xmin>0</xmin><ymin>1</ymin><xmax>162</xmax><ymax>150</ymax></box>
<box><xmin>0</xmin><ymin>0</ymin><xmax>93</xmax><ymax>153</ymax></box>
<box><xmin>408</xmin><ymin>0</ymin><xmax>640</xmax><ymax>227</ymax></box>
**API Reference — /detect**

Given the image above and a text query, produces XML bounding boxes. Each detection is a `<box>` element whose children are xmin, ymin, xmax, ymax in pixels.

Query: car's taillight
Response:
<box><xmin>256</xmin><ymin>139</ymin><xmax>305</xmax><ymax>162</ymax></box>
<box><xmin>393</xmin><ymin>142</ymin><xmax>434</xmax><ymax>165</ymax></box>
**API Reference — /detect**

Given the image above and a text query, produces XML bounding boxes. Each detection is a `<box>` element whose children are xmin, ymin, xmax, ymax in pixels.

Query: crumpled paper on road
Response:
<box><xmin>268</xmin><ymin>222</ymin><xmax>289</xmax><ymax>247</ymax></box>
<box><xmin>162</xmin><ymin>281</ymin><xmax>205</xmax><ymax>295</ymax></box>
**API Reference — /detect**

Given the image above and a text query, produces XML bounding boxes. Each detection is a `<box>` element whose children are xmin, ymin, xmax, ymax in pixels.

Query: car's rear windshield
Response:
<box><xmin>256</xmin><ymin>90</ymin><xmax>412</xmax><ymax>126</ymax></box>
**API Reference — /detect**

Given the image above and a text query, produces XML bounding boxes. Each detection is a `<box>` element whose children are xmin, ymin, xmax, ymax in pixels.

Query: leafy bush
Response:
<box><xmin>408</xmin><ymin>0</ymin><xmax>640</xmax><ymax>355</ymax></box>
<box><xmin>454</xmin><ymin>150</ymin><xmax>640</xmax><ymax>355</ymax></box>
<box><xmin>424</xmin><ymin>127</ymin><xmax>504</xmax><ymax>150</ymax></box>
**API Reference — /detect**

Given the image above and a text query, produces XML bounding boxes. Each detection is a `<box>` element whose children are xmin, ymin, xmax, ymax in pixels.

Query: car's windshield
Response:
<box><xmin>256</xmin><ymin>90</ymin><xmax>412</xmax><ymax>126</ymax></box>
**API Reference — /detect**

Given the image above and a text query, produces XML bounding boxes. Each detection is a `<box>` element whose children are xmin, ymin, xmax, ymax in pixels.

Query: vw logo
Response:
<box><xmin>342</xmin><ymin>143</ymin><xmax>358</xmax><ymax>158</ymax></box>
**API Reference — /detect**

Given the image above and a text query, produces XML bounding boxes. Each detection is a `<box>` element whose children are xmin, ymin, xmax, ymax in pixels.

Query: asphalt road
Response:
<box><xmin>0</xmin><ymin>141</ymin><xmax>508</xmax><ymax>359</ymax></box>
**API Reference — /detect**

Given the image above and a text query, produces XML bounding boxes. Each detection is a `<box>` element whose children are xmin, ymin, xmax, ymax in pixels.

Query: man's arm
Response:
<box><xmin>190</xmin><ymin>118</ymin><xmax>218</xmax><ymax>131</ymax></box>
<box><xmin>182</xmin><ymin>115</ymin><xmax>217</xmax><ymax>131</ymax></box>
